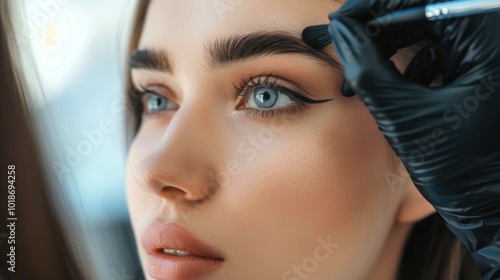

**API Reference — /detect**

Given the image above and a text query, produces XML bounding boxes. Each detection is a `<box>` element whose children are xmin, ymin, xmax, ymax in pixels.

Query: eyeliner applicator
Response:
<box><xmin>368</xmin><ymin>0</ymin><xmax>500</xmax><ymax>28</ymax></box>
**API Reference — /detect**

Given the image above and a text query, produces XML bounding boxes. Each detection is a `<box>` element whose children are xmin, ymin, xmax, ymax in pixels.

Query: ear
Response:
<box><xmin>396</xmin><ymin>180</ymin><xmax>436</xmax><ymax>223</ymax></box>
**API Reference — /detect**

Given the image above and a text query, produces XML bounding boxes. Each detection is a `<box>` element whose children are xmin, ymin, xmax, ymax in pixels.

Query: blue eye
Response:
<box><xmin>146</xmin><ymin>94</ymin><xmax>168</xmax><ymax>113</ymax></box>
<box><xmin>248</xmin><ymin>87</ymin><xmax>295</xmax><ymax>110</ymax></box>
<box><xmin>143</xmin><ymin>92</ymin><xmax>176</xmax><ymax>115</ymax></box>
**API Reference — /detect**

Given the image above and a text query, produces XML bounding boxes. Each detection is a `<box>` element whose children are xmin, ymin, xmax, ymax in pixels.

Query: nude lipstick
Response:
<box><xmin>141</xmin><ymin>223</ymin><xmax>224</xmax><ymax>280</ymax></box>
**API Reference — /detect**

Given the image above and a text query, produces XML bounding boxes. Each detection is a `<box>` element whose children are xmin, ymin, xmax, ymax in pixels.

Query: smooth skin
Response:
<box><xmin>126</xmin><ymin>1</ymin><xmax>436</xmax><ymax>279</ymax></box>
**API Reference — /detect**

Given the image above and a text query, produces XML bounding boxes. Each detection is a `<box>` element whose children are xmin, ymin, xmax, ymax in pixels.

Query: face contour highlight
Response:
<box><xmin>126</xmin><ymin>1</ymin><xmax>421</xmax><ymax>279</ymax></box>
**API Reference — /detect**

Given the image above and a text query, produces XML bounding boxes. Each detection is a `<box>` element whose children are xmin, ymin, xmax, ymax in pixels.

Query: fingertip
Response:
<box><xmin>328</xmin><ymin>10</ymin><xmax>339</xmax><ymax>20</ymax></box>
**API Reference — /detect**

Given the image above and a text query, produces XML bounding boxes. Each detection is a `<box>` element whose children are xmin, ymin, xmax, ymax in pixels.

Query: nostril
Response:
<box><xmin>160</xmin><ymin>185</ymin><xmax>189</xmax><ymax>199</ymax></box>
<box><xmin>160</xmin><ymin>185</ymin><xmax>212</xmax><ymax>204</ymax></box>
<box><xmin>131</xmin><ymin>147</ymin><xmax>219</xmax><ymax>205</ymax></box>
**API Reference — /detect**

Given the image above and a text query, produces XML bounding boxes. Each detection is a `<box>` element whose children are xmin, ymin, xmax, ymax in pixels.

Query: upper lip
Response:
<box><xmin>141</xmin><ymin>222</ymin><xmax>224</xmax><ymax>260</ymax></box>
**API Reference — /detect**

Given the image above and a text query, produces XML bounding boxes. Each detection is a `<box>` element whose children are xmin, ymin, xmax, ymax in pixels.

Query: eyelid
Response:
<box><xmin>137</xmin><ymin>84</ymin><xmax>173</xmax><ymax>99</ymax></box>
<box><xmin>271</xmin><ymin>77</ymin><xmax>334</xmax><ymax>104</ymax></box>
<box><xmin>234</xmin><ymin>74</ymin><xmax>302</xmax><ymax>97</ymax></box>
<box><xmin>270</xmin><ymin>76</ymin><xmax>309</xmax><ymax>97</ymax></box>
<box><xmin>144</xmin><ymin>89</ymin><xmax>179</xmax><ymax>109</ymax></box>
<box><xmin>133</xmin><ymin>72</ymin><xmax>181</xmax><ymax>103</ymax></box>
<box><xmin>130</xmin><ymin>84</ymin><xmax>179</xmax><ymax>119</ymax></box>
<box><xmin>235</xmin><ymin>74</ymin><xmax>333</xmax><ymax>104</ymax></box>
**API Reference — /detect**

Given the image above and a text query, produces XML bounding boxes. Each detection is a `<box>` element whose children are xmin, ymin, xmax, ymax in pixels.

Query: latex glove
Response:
<box><xmin>327</xmin><ymin>1</ymin><xmax>500</xmax><ymax>279</ymax></box>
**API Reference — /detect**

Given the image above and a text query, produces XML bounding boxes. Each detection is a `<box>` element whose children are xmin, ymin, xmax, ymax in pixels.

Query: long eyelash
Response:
<box><xmin>128</xmin><ymin>86</ymin><xmax>145</xmax><ymax>119</ymax></box>
<box><xmin>128</xmin><ymin>87</ymin><xmax>165</xmax><ymax>120</ymax></box>
<box><xmin>232</xmin><ymin>74</ymin><xmax>330</xmax><ymax>118</ymax></box>
<box><xmin>242</xmin><ymin>105</ymin><xmax>305</xmax><ymax>118</ymax></box>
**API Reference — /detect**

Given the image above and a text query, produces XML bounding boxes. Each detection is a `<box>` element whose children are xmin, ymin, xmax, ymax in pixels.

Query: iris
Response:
<box><xmin>253</xmin><ymin>87</ymin><xmax>279</xmax><ymax>109</ymax></box>
<box><xmin>146</xmin><ymin>94</ymin><xmax>169</xmax><ymax>113</ymax></box>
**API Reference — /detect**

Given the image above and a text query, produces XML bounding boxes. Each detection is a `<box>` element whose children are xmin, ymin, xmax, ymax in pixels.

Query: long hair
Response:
<box><xmin>124</xmin><ymin>1</ymin><xmax>481</xmax><ymax>279</ymax></box>
<box><xmin>0</xmin><ymin>1</ymin><xmax>85</xmax><ymax>279</ymax></box>
<box><xmin>397</xmin><ymin>214</ymin><xmax>480</xmax><ymax>279</ymax></box>
<box><xmin>125</xmin><ymin>0</ymin><xmax>151</xmax><ymax>134</ymax></box>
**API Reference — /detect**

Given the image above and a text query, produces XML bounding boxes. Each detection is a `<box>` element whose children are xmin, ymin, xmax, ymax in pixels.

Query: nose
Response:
<box><xmin>133</xmin><ymin>102</ymin><xmax>220</xmax><ymax>206</ymax></box>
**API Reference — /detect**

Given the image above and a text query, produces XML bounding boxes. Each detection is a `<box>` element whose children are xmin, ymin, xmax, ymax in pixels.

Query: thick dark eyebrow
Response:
<box><xmin>206</xmin><ymin>31</ymin><xmax>341</xmax><ymax>69</ymax></box>
<box><xmin>129</xmin><ymin>31</ymin><xmax>342</xmax><ymax>73</ymax></box>
<box><xmin>130</xmin><ymin>48</ymin><xmax>172</xmax><ymax>73</ymax></box>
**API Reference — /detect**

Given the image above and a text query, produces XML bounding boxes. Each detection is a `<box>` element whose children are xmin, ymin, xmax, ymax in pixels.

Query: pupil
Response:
<box><xmin>147</xmin><ymin>95</ymin><xmax>167</xmax><ymax>112</ymax></box>
<box><xmin>254</xmin><ymin>88</ymin><xmax>278</xmax><ymax>108</ymax></box>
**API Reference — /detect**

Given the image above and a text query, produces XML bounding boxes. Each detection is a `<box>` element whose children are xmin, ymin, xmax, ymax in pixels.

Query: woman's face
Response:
<box><xmin>126</xmin><ymin>0</ymin><xmax>412</xmax><ymax>279</ymax></box>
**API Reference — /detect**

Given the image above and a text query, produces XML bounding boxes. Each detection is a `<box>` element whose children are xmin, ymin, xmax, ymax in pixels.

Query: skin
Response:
<box><xmin>126</xmin><ymin>0</ymin><xmax>436</xmax><ymax>279</ymax></box>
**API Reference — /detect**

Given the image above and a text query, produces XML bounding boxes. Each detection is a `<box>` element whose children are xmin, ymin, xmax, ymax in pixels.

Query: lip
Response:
<box><xmin>141</xmin><ymin>223</ymin><xmax>224</xmax><ymax>280</ymax></box>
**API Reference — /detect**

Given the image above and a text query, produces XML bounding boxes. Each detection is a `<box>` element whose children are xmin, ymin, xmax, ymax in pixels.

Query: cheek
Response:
<box><xmin>215</xmin><ymin>99</ymin><xmax>398</xmax><ymax>275</ymax></box>
<box><xmin>226</xmin><ymin>98</ymin><xmax>393</xmax><ymax>227</ymax></box>
<box><xmin>124</xmin><ymin>95</ymin><xmax>402</xmax><ymax>279</ymax></box>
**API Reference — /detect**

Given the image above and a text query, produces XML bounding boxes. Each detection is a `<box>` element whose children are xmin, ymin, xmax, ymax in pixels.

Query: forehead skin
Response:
<box><xmin>138</xmin><ymin>0</ymin><xmax>340</xmax><ymax>71</ymax></box>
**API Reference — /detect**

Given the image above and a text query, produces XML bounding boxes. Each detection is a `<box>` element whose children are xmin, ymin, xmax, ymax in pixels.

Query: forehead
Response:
<box><xmin>138</xmin><ymin>0</ymin><xmax>340</xmax><ymax>50</ymax></box>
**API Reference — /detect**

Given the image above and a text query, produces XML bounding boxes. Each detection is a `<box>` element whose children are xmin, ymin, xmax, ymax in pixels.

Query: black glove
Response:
<box><xmin>327</xmin><ymin>0</ymin><xmax>500</xmax><ymax>279</ymax></box>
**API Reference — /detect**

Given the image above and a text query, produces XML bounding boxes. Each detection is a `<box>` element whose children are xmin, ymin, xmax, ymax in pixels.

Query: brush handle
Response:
<box><xmin>426</xmin><ymin>0</ymin><xmax>500</xmax><ymax>20</ymax></box>
<box><xmin>368</xmin><ymin>0</ymin><xmax>500</xmax><ymax>27</ymax></box>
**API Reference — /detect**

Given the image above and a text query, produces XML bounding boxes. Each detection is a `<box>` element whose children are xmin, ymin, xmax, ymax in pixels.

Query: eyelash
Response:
<box><xmin>127</xmin><ymin>87</ymin><xmax>160</xmax><ymax>119</ymax></box>
<box><xmin>129</xmin><ymin>75</ymin><xmax>323</xmax><ymax>120</ymax></box>
<box><xmin>232</xmin><ymin>74</ymin><xmax>309</xmax><ymax>119</ymax></box>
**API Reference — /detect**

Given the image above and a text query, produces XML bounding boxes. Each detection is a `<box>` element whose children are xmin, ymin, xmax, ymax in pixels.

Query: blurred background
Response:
<box><xmin>12</xmin><ymin>0</ymin><xmax>143</xmax><ymax>278</ymax></box>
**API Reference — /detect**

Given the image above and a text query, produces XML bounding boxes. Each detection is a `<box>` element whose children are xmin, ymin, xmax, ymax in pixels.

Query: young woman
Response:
<box><xmin>124</xmin><ymin>1</ymin><xmax>484</xmax><ymax>279</ymax></box>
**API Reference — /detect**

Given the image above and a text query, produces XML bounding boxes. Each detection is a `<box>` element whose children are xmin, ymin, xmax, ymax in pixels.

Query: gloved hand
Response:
<box><xmin>327</xmin><ymin>0</ymin><xmax>500</xmax><ymax>279</ymax></box>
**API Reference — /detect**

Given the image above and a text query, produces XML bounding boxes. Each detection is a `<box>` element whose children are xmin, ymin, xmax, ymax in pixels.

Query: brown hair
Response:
<box><xmin>0</xmin><ymin>1</ymin><xmax>85</xmax><ymax>279</ymax></box>
<box><xmin>125</xmin><ymin>0</ymin><xmax>151</xmax><ymax>134</ymax></box>
<box><xmin>398</xmin><ymin>214</ymin><xmax>480</xmax><ymax>279</ymax></box>
<box><xmin>124</xmin><ymin>2</ymin><xmax>481</xmax><ymax>279</ymax></box>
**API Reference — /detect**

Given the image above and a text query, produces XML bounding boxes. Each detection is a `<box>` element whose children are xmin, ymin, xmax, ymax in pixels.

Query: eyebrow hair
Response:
<box><xmin>129</xmin><ymin>31</ymin><xmax>342</xmax><ymax>73</ymax></box>
<box><xmin>206</xmin><ymin>31</ymin><xmax>341</xmax><ymax>69</ymax></box>
<box><xmin>130</xmin><ymin>48</ymin><xmax>172</xmax><ymax>73</ymax></box>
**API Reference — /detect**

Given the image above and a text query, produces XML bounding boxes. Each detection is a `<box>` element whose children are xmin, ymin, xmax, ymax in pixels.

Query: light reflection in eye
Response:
<box><xmin>146</xmin><ymin>94</ymin><xmax>169</xmax><ymax>113</ymax></box>
<box><xmin>248</xmin><ymin>87</ymin><xmax>295</xmax><ymax>109</ymax></box>
<box><xmin>140</xmin><ymin>91</ymin><xmax>178</xmax><ymax>116</ymax></box>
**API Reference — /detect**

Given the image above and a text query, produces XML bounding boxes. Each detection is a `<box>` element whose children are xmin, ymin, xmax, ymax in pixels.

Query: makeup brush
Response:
<box><xmin>302</xmin><ymin>24</ymin><xmax>333</xmax><ymax>50</ymax></box>
<box><xmin>302</xmin><ymin>0</ymin><xmax>500</xmax><ymax>50</ymax></box>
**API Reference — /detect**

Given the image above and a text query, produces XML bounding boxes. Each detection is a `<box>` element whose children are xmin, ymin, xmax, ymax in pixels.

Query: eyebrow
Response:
<box><xmin>206</xmin><ymin>31</ymin><xmax>341</xmax><ymax>68</ymax></box>
<box><xmin>130</xmin><ymin>48</ymin><xmax>172</xmax><ymax>73</ymax></box>
<box><xmin>130</xmin><ymin>31</ymin><xmax>342</xmax><ymax>73</ymax></box>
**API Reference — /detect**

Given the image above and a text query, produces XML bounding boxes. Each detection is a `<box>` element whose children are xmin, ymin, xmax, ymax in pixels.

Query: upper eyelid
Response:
<box><xmin>134</xmin><ymin>82</ymin><xmax>182</xmax><ymax>104</ymax></box>
<box><xmin>235</xmin><ymin>79</ymin><xmax>315</xmax><ymax>114</ymax></box>
<box><xmin>235</xmin><ymin>74</ymin><xmax>306</xmax><ymax>95</ymax></box>
<box><xmin>236</xmin><ymin>75</ymin><xmax>325</xmax><ymax>105</ymax></box>
<box><xmin>134</xmin><ymin>74</ymin><xmax>296</xmax><ymax>96</ymax></box>
<box><xmin>239</xmin><ymin>74</ymin><xmax>335</xmax><ymax>105</ymax></box>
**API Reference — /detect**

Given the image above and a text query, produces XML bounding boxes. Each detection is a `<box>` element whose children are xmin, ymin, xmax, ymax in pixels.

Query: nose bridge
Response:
<box><xmin>135</xmin><ymin>99</ymin><xmax>221</xmax><ymax>204</ymax></box>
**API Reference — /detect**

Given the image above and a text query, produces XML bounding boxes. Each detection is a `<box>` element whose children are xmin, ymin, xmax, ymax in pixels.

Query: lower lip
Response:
<box><xmin>145</xmin><ymin>251</ymin><xmax>223</xmax><ymax>280</ymax></box>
